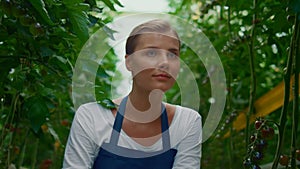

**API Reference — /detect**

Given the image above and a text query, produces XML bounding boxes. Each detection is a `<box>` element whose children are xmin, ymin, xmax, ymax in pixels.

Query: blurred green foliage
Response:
<box><xmin>166</xmin><ymin>0</ymin><xmax>300</xmax><ymax>168</ymax></box>
<box><xmin>1</xmin><ymin>0</ymin><xmax>299</xmax><ymax>168</ymax></box>
<box><xmin>0</xmin><ymin>0</ymin><xmax>122</xmax><ymax>168</ymax></box>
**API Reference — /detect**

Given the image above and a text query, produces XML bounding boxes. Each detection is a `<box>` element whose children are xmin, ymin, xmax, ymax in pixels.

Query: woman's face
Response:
<box><xmin>126</xmin><ymin>33</ymin><xmax>180</xmax><ymax>92</ymax></box>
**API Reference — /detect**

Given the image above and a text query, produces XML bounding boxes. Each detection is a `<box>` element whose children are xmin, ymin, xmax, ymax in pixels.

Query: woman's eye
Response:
<box><xmin>146</xmin><ymin>49</ymin><xmax>157</xmax><ymax>57</ymax></box>
<box><xmin>167</xmin><ymin>52</ymin><xmax>177</xmax><ymax>58</ymax></box>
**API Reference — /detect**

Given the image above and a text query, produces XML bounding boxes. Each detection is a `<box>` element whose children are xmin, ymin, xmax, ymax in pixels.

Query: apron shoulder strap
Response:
<box><xmin>110</xmin><ymin>96</ymin><xmax>127</xmax><ymax>145</ymax></box>
<box><xmin>161</xmin><ymin>104</ymin><xmax>171</xmax><ymax>150</ymax></box>
<box><xmin>110</xmin><ymin>96</ymin><xmax>171</xmax><ymax>150</ymax></box>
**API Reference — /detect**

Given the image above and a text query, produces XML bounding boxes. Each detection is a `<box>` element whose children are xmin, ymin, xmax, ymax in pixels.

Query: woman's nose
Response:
<box><xmin>157</xmin><ymin>53</ymin><xmax>169</xmax><ymax>69</ymax></box>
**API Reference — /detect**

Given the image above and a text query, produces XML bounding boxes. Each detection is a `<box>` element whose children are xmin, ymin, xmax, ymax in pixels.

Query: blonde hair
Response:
<box><xmin>125</xmin><ymin>19</ymin><xmax>180</xmax><ymax>55</ymax></box>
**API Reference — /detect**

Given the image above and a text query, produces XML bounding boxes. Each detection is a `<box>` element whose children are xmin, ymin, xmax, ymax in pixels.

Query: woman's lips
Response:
<box><xmin>152</xmin><ymin>73</ymin><xmax>171</xmax><ymax>80</ymax></box>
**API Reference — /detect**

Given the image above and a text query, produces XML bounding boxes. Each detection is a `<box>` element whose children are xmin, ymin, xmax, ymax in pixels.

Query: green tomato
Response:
<box><xmin>0</xmin><ymin>0</ymin><xmax>12</xmax><ymax>16</ymax></box>
<box><xmin>12</xmin><ymin>5</ymin><xmax>26</xmax><ymax>18</ymax></box>
<box><xmin>19</xmin><ymin>14</ymin><xmax>34</xmax><ymax>26</ymax></box>
<box><xmin>29</xmin><ymin>23</ymin><xmax>44</xmax><ymax>36</ymax></box>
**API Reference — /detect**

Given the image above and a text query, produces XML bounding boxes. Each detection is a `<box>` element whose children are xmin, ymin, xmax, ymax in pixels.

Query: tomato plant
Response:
<box><xmin>0</xmin><ymin>0</ymin><xmax>122</xmax><ymax>168</ymax></box>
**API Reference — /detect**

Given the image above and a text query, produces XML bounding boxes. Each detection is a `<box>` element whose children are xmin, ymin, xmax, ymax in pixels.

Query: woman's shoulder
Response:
<box><xmin>173</xmin><ymin>104</ymin><xmax>201</xmax><ymax>120</ymax></box>
<box><xmin>75</xmin><ymin>102</ymin><xmax>113</xmax><ymax>119</ymax></box>
<box><xmin>168</xmin><ymin>104</ymin><xmax>202</xmax><ymax>145</ymax></box>
<box><xmin>167</xmin><ymin>103</ymin><xmax>201</xmax><ymax>129</ymax></box>
<box><xmin>77</xmin><ymin>102</ymin><xmax>109</xmax><ymax>112</ymax></box>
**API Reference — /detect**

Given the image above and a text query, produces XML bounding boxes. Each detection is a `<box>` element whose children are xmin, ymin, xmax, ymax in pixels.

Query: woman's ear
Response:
<box><xmin>125</xmin><ymin>54</ymin><xmax>132</xmax><ymax>71</ymax></box>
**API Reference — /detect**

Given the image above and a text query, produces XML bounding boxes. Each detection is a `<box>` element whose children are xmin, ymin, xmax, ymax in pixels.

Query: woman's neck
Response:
<box><xmin>129</xmin><ymin>89</ymin><xmax>163</xmax><ymax>111</ymax></box>
<box><xmin>125</xmin><ymin>88</ymin><xmax>164</xmax><ymax>123</ymax></box>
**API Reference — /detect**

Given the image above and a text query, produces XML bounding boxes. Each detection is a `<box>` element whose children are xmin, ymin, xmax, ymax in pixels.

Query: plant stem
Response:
<box><xmin>245</xmin><ymin>0</ymin><xmax>257</xmax><ymax>150</ymax></box>
<box><xmin>0</xmin><ymin>93</ymin><xmax>16</xmax><ymax>149</ymax></box>
<box><xmin>227</xmin><ymin>5</ymin><xmax>231</xmax><ymax>35</ymax></box>
<box><xmin>3</xmin><ymin>93</ymin><xmax>19</xmax><ymax>168</ymax></box>
<box><xmin>271</xmin><ymin>12</ymin><xmax>298</xmax><ymax>169</ymax></box>
<box><xmin>31</xmin><ymin>138</ymin><xmax>39</xmax><ymax>169</ymax></box>
<box><xmin>229</xmin><ymin>126</ymin><xmax>234</xmax><ymax>169</ymax></box>
<box><xmin>17</xmin><ymin>129</ymin><xmax>29</xmax><ymax>168</ymax></box>
<box><xmin>290</xmin><ymin>12</ymin><xmax>299</xmax><ymax>169</ymax></box>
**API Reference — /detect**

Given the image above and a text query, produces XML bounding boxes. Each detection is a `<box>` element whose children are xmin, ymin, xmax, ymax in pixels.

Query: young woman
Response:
<box><xmin>63</xmin><ymin>19</ymin><xmax>202</xmax><ymax>169</ymax></box>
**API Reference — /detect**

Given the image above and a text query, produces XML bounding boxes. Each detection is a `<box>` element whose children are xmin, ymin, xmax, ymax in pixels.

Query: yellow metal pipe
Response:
<box><xmin>224</xmin><ymin>74</ymin><xmax>300</xmax><ymax>138</ymax></box>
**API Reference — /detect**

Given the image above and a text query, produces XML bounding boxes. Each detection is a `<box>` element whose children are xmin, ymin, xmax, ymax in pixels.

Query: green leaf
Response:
<box><xmin>102</xmin><ymin>0</ymin><xmax>116</xmax><ymax>11</ymax></box>
<box><xmin>88</xmin><ymin>14</ymin><xmax>99</xmax><ymax>27</ymax></box>
<box><xmin>67</xmin><ymin>3</ymin><xmax>90</xmax><ymax>11</ymax></box>
<box><xmin>96</xmin><ymin>67</ymin><xmax>110</xmax><ymax>78</ymax></box>
<box><xmin>53</xmin><ymin>55</ymin><xmax>67</xmax><ymax>64</ymax></box>
<box><xmin>0</xmin><ymin>57</ymin><xmax>20</xmax><ymax>86</ymax></box>
<box><xmin>98</xmin><ymin>21</ymin><xmax>117</xmax><ymax>40</ymax></box>
<box><xmin>23</xmin><ymin>96</ymin><xmax>50</xmax><ymax>134</ymax></box>
<box><xmin>0</xmin><ymin>57</ymin><xmax>20</xmax><ymax>72</ymax></box>
<box><xmin>112</xmin><ymin>0</ymin><xmax>124</xmax><ymax>7</ymax></box>
<box><xmin>97</xmin><ymin>98</ymin><xmax>116</xmax><ymax>109</ymax></box>
<box><xmin>68</xmin><ymin>8</ymin><xmax>90</xmax><ymax>42</ymax></box>
<box><xmin>102</xmin><ymin>24</ymin><xmax>117</xmax><ymax>40</ymax></box>
<box><xmin>63</xmin><ymin>0</ymin><xmax>84</xmax><ymax>5</ymax></box>
<box><xmin>48</xmin><ymin>124</ymin><xmax>60</xmax><ymax>141</ymax></box>
<box><xmin>85</xmin><ymin>0</ymin><xmax>97</xmax><ymax>7</ymax></box>
<box><xmin>40</xmin><ymin>46</ymin><xmax>54</xmax><ymax>57</ymax></box>
<box><xmin>28</xmin><ymin>0</ymin><xmax>54</xmax><ymax>25</ymax></box>
<box><xmin>290</xmin><ymin>0</ymin><xmax>300</xmax><ymax>13</ymax></box>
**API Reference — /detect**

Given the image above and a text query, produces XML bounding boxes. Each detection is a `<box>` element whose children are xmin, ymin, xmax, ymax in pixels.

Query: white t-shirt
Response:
<box><xmin>63</xmin><ymin>102</ymin><xmax>202</xmax><ymax>169</ymax></box>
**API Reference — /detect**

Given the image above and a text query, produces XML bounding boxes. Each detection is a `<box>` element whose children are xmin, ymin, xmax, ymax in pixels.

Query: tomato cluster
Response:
<box><xmin>39</xmin><ymin>159</ymin><xmax>52</xmax><ymax>169</ymax></box>
<box><xmin>244</xmin><ymin>118</ymin><xmax>300</xmax><ymax>168</ymax></box>
<box><xmin>243</xmin><ymin>118</ymin><xmax>275</xmax><ymax>169</ymax></box>
<box><xmin>0</xmin><ymin>0</ymin><xmax>45</xmax><ymax>37</ymax></box>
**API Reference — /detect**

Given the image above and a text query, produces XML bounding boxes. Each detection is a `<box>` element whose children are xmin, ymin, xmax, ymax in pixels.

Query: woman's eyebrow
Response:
<box><xmin>169</xmin><ymin>48</ymin><xmax>179</xmax><ymax>51</ymax></box>
<box><xmin>168</xmin><ymin>48</ymin><xmax>180</xmax><ymax>53</ymax></box>
<box><xmin>142</xmin><ymin>46</ymin><xmax>179</xmax><ymax>51</ymax></box>
<box><xmin>142</xmin><ymin>46</ymin><xmax>160</xmax><ymax>49</ymax></box>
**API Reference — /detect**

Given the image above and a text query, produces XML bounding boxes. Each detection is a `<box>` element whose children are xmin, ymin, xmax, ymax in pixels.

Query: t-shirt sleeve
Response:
<box><xmin>172</xmin><ymin>110</ymin><xmax>202</xmax><ymax>169</ymax></box>
<box><xmin>63</xmin><ymin>105</ymin><xmax>98</xmax><ymax>169</ymax></box>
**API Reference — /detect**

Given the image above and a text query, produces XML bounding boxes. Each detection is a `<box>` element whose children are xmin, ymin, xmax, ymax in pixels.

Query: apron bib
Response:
<box><xmin>93</xmin><ymin>96</ymin><xmax>177</xmax><ymax>169</ymax></box>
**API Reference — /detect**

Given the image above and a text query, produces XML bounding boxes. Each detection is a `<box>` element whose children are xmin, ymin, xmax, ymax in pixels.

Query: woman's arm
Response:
<box><xmin>172</xmin><ymin>114</ymin><xmax>202</xmax><ymax>169</ymax></box>
<box><xmin>63</xmin><ymin>105</ymin><xmax>98</xmax><ymax>169</ymax></box>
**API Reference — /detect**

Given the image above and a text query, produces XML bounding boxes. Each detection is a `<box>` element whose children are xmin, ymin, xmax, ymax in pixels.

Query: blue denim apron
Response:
<box><xmin>92</xmin><ymin>96</ymin><xmax>177</xmax><ymax>169</ymax></box>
